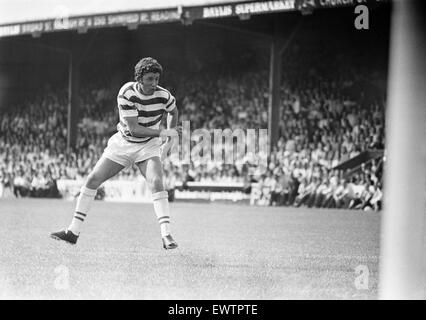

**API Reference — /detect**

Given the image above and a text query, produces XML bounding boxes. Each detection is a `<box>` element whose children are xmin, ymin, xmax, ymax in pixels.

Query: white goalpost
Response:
<box><xmin>378</xmin><ymin>0</ymin><xmax>426</xmax><ymax>300</ymax></box>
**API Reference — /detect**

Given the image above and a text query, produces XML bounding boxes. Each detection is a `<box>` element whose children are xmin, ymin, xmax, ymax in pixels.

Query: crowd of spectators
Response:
<box><xmin>0</xmin><ymin>43</ymin><xmax>386</xmax><ymax>210</ymax></box>
<box><xmin>250</xmin><ymin>158</ymin><xmax>383</xmax><ymax>211</ymax></box>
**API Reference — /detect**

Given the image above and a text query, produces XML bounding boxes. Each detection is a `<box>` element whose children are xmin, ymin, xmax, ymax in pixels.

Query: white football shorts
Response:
<box><xmin>102</xmin><ymin>132</ymin><xmax>162</xmax><ymax>168</ymax></box>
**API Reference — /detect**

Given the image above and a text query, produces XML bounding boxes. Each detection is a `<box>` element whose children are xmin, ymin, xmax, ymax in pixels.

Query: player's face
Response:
<box><xmin>140</xmin><ymin>72</ymin><xmax>160</xmax><ymax>95</ymax></box>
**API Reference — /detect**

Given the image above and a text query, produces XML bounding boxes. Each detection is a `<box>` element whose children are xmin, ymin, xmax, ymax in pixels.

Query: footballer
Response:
<box><xmin>51</xmin><ymin>57</ymin><xmax>180</xmax><ymax>250</ymax></box>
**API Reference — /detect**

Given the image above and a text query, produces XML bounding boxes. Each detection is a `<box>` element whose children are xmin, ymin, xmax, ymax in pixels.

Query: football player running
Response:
<box><xmin>51</xmin><ymin>57</ymin><xmax>181</xmax><ymax>250</ymax></box>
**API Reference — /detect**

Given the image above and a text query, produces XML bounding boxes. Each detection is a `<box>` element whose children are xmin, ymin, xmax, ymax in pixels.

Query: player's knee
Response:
<box><xmin>86</xmin><ymin>173</ymin><xmax>103</xmax><ymax>189</ymax></box>
<box><xmin>148</xmin><ymin>176</ymin><xmax>164</xmax><ymax>193</ymax></box>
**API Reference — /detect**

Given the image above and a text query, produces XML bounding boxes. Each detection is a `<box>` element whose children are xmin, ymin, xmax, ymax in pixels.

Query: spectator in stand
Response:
<box><xmin>332</xmin><ymin>178</ymin><xmax>350</xmax><ymax>209</ymax></box>
<box><xmin>263</xmin><ymin>171</ymin><xmax>276</xmax><ymax>206</ymax></box>
<box><xmin>30</xmin><ymin>171</ymin><xmax>49</xmax><ymax>198</ymax></box>
<box><xmin>295</xmin><ymin>177</ymin><xmax>317</xmax><ymax>207</ymax></box>
<box><xmin>13</xmin><ymin>169</ymin><xmax>31</xmax><ymax>197</ymax></box>
<box><xmin>369</xmin><ymin>182</ymin><xmax>383</xmax><ymax>211</ymax></box>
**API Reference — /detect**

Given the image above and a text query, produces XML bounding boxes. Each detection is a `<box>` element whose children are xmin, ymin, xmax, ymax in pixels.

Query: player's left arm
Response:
<box><xmin>166</xmin><ymin>106</ymin><xmax>178</xmax><ymax>130</ymax></box>
<box><xmin>164</xmin><ymin>93</ymin><xmax>181</xmax><ymax>134</ymax></box>
<box><xmin>160</xmin><ymin>96</ymin><xmax>180</xmax><ymax>160</ymax></box>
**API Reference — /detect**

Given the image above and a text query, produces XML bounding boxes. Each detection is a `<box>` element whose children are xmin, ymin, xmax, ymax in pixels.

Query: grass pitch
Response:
<box><xmin>0</xmin><ymin>198</ymin><xmax>382</xmax><ymax>299</ymax></box>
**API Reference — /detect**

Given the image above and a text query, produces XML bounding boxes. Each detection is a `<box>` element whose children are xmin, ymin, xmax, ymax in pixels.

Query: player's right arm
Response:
<box><xmin>125</xmin><ymin>116</ymin><xmax>167</xmax><ymax>138</ymax></box>
<box><xmin>123</xmin><ymin>115</ymin><xmax>180</xmax><ymax>138</ymax></box>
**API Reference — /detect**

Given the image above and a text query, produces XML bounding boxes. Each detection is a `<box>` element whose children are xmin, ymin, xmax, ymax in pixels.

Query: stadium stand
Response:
<box><xmin>0</xmin><ymin>34</ymin><xmax>385</xmax><ymax>210</ymax></box>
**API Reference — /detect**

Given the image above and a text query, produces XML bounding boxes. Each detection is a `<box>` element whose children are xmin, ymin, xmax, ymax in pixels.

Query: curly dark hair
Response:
<box><xmin>134</xmin><ymin>57</ymin><xmax>163</xmax><ymax>82</ymax></box>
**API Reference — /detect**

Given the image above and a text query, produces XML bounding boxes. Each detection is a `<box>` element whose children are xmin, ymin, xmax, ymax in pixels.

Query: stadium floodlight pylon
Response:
<box><xmin>378</xmin><ymin>0</ymin><xmax>426</xmax><ymax>300</ymax></box>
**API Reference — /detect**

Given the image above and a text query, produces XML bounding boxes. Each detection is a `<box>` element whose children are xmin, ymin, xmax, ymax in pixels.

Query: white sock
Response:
<box><xmin>68</xmin><ymin>186</ymin><xmax>97</xmax><ymax>234</ymax></box>
<box><xmin>152</xmin><ymin>191</ymin><xmax>171</xmax><ymax>237</ymax></box>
